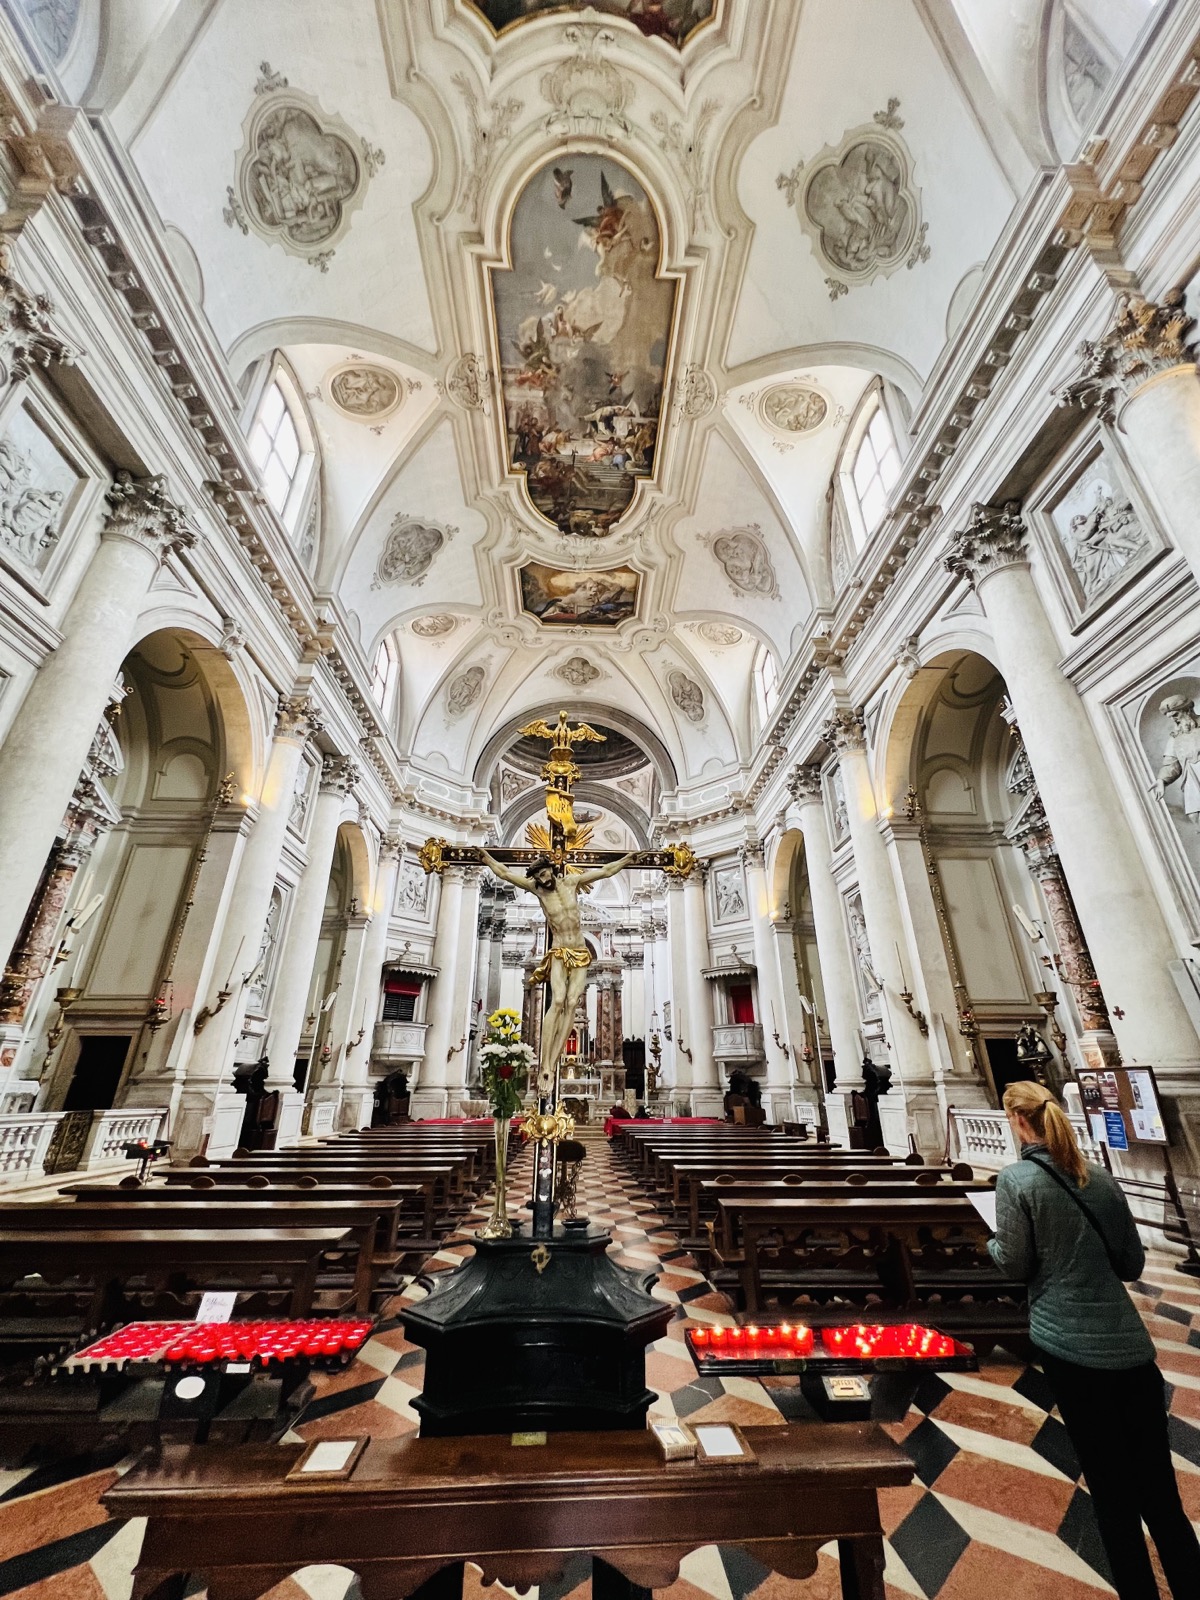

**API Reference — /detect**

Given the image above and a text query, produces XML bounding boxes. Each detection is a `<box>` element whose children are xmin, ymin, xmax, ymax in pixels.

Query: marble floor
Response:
<box><xmin>0</xmin><ymin>1138</ymin><xmax>1197</xmax><ymax>1600</ymax></box>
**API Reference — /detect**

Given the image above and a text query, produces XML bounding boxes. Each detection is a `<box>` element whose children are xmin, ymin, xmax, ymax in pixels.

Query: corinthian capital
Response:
<box><xmin>320</xmin><ymin>753</ymin><xmax>362</xmax><ymax>795</ymax></box>
<box><xmin>0</xmin><ymin>262</ymin><xmax>76</xmax><ymax>387</ymax></box>
<box><xmin>821</xmin><ymin>707</ymin><xmax>866</xmax><ymax>753</ymax></box>
<box><xmin>276</xmin><ymin>691</ymin><xmax>323</xmax><ymax>741</ymax></box>
<box><xmin>944</xmin><ymin>501</ymin><xmax>1028</xmax><ymax>588</ymax></box>
<box><xmin>1059</xmin><ymin>288</ymin><xmax>1196</xmax><ymax>421</ymax></box>
<box><xmin>103</xmin><ymin>473</ymin><xmax>196</xmax><ymax>560</ymax></box>
<box><xmin>379</xmin><ymin>831</ymin><xmax>404</xmax><ymax>862</ymax></box>
<box><xmin>787</xmin><ymin>763</ymin><xmax>824</xmax><ymax>804</ymax></box>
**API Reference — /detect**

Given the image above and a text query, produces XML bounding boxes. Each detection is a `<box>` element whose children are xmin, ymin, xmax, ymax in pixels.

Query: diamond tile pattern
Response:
<box><xmin>0</xmin><ymin>1136</ymin><xmax>1197</xmax><ymax>1598</ymax></box>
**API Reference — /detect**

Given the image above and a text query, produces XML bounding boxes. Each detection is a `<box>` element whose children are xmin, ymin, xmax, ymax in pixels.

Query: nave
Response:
<box><xmin>0</xmin><ymin>1131</ymin><xmax>1195</xmax><ymax>1600</ymax></box>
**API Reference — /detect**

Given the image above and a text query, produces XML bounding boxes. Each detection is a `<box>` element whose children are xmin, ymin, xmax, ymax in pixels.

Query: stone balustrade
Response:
<box><xmin>0</xmin><ymin>1112</ymin><xmax>65</xmax><ymax>1178</ymax></box>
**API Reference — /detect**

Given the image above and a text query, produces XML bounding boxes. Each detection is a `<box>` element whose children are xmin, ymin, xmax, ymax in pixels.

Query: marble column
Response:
<box><xmin>266</xmin><ymin>755</ymin><xmax>360</xmax><ymax>1112</ymax></box>
<box><xmin>823</xmin><ymin>709</ymin><xmax>940</xmax><ymax>1151</ymax></box>
<box><xmin>442</xmin><ymin>867</ymin><xmax>483</xmax><ymax>1111</ymax></box>
<box><xmin>741</xmin><ymin>842</ymin><xmax>792</xmax><ymax>1122</ymax></box>
<box><xmin>787</xmin><ymin>765</ymin><xmax>865</xmax><ymax>1143</ymax></box>
<box><xmin>415</xmin><ymin>865</ymin><xmax>481</xmax><ymax>1116</ymax></box>
<box><xmin>946</xmin><ymin>503</ymin><xmax>1200</xmax><ymax>1089</ymax></box>
<box><xmin>1063</xmin><ymin>290</ymin><xmax>1200</xmax><ymax>586</ymax></box>
<box><xmin>665</xmin><ymin>880</ymin><xmax>689</xmax><ymax>1098</ymax></box>
<box><xmin>181</xmin><ymin>693</ymin><xmax>320</xmax><ymax>1156</ymax></box>
<box><xmin>682</xmin><ymin>866</ymin><xmax>721</xmax><ymax>1115</ymax></box>
<box><xmin>341</xmin><ymin>835</ymin><xmax>401</xmax><ymax>1129</ymax></box>
<box><xmin>0</xmin><ymin>475</ymin><xmax>196</xmax><ymax>971</ymax></box>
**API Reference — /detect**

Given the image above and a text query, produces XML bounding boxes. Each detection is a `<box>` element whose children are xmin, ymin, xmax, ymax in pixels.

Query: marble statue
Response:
<box><xmin>1151</xmin><ymin>695</ymin><xmax>1200</xmax><ymax>821</ymax></box>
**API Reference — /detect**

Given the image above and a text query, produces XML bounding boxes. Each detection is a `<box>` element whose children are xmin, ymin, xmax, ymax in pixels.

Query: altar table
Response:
<box><xmin>106</xmin><ymin>1422</ymin><xmax>913</xmax><ymax>1600</ymax></box>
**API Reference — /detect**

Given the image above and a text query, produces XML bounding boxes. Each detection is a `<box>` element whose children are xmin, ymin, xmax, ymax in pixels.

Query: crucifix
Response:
<box><xmin>421</xmin><ymin>710</ymin><xmax>696</xmax><ymax>1236</ymax></box>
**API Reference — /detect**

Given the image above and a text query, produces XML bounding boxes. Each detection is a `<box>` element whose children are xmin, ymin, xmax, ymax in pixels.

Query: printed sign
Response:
<box><xmin>1103</xmin><ymin>1110</ymin><xmax>1129</xmax><ymax>1151</ymax></box>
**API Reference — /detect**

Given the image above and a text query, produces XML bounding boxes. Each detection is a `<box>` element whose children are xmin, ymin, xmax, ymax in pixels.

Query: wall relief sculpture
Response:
<box><xmin>411</xmin><ymin>614</ymin><xmax>459</xmax><ymax>638</ymax></box>
<box><xmin>712</xmin><ymin>863</ymin><xmax>746</xmax><ymax>922</ymax></box>
<box><xmin>1063</xmin><ymin>16</ymin><xmax>1111</xmax><ymax>124</ymax></box>
<box><xmin>224</xmin><ymin>65</ymin><xmax>383</xmax><ymax>271</ymax></box>
<box><xmin>373</xmin><ymin>515</ymin><xmax>455</xmax><ymax>589</ymax></box>
<box><xmin>447</xmin><ymin>664</ymin><xmax>486</xmax><ymax>717</ymax></box>
<box><xmin>777</xmin><ymin>103</ymin><xmax>928</xmax><ymax>299</ymax></box>
<box><xmin>16</xmin><ymin>0</ymin><xmax>79</xmax><ymax>61</ymax></box>
<box><xmin>761</xmin><ymin>383</ymin><xmax>827</xmax><ymax>435</ymax></box>
<box><xmin>668</xmin><ymin>668</ymin><xmax>705</xmax><ymax>723</ymax></box>
<box><xmin>554</xmin><ymin>654</ymin><xmax>602</xmax><ymax>687</ymax></box>
<box><xmin>0</xmin><ymin>409</ymin><xmax>75</xmax><ymax>570</ymax></box>
<box><xmin>703</xmin><ymin>525</ymin><xmax>779</xmax><ymax>600</ymax></box>
<box><xmin>696</xmin><ymin>621</ymin><xmax>742</xmax><ymax>647</ymax></box>
<box><xmin>396</xmin><ymin>859</ymin><xmax>430</xmax><ymax>914</ymax></box>
<box><xmin>520</xmin><ymin>561</ymin><xmax>640</xmax><ymax>626</ymax></box>
<box><xmin>492</xmin><ymin>156</ymin><xmax>676</xmax><ymax>538</ymax></box>
<box><xmin>500</xmin><ymin>765</ymin><xmax>537</xmax><ymax>805</ymax></box>
<box><xmin>467</xmin><ymin>0</ymin><xmax>714</xmax><ymax>47</ymax></box>
<box><xmin>327</xmin><ymin>363</ymin><xmax>404</xmax><ymax>422</ymax></box>
<box><xmin>1048</xmin><ymin>463</ymin><xmax>1151</xmax><ymax>605</ymax></box>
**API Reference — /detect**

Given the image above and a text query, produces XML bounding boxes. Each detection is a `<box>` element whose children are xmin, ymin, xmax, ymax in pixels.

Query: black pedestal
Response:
<box><xmin>402</xmin><ymin>1226</ymin><xmax>672</xmax><ymax>1437</ymax></box>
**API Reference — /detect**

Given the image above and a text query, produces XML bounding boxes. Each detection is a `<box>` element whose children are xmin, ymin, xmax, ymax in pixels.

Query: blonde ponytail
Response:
<box><xmin>1002</xmin><ymin>1080</ymin><xmax>1089</xmax><ymax>1187</ymax></box>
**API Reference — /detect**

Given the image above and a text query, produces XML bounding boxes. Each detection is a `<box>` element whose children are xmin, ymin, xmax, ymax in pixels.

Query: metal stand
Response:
<box><xmin>531</xmin><ymin>1062</ymin><xmax>560</xmax><ymax>1240</ymax></box>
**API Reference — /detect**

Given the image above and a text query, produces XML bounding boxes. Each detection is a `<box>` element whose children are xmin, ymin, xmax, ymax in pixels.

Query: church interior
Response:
<box><xmin>0</xmin><ymin>0</ymin><xmax>1198</xmax><ymax>1596</ymax></box>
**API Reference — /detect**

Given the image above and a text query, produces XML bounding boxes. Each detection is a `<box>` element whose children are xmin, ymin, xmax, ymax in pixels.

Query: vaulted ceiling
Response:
<box><xmin>30</xmin><ymin>0</ymin><xmax>1162</xmax><ymax>814</ymax></box>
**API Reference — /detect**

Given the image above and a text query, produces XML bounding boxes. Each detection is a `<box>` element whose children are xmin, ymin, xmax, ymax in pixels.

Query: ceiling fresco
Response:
<box><xmin>519</xmin><ymin>562</ymin><xmax>641</xmax><ymax>626</ymax></box>
<box><xmin>492</xmin><ymin>156</ymin><xmax>676</xmax><ymax>539</ymax></box>
<box><xmin>466</xmin><ymin>0</ymin><xmax>715</xmax><ymax>47</ymax></box>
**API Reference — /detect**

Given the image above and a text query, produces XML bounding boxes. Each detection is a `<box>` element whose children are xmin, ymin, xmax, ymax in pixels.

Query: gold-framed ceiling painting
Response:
<box><xmin>519</xmin><ymin>563</ymin><xmax>640</xmax><ymax>627</ymax></box>
<box><xmin>492</xmin><ymin>155</ymin><xmax>677</xmax><ymax>539</ymax></box>
<box><xmin>467</xmin><ymin>1</ymin><xmax>715</xmax><ymax>47</ymax></box>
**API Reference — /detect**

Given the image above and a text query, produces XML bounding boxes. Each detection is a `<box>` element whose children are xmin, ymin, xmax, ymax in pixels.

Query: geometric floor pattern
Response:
<box><xmin>0</xmin><ymin>1136</ymin><xmax>1197</xmax><ymax>1598</ymax></box>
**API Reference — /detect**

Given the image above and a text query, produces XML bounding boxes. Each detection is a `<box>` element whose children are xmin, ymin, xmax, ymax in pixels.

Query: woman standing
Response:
<box><xmin>989</xmin><ymin>1080</ymin><xmax>1199</xmax><ymax>1599</ymax></box>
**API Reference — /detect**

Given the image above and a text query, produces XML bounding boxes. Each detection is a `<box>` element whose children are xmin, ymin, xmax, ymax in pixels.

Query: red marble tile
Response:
<box><xmin>646</xmin><ymin>1350</ymin><xmax>697</xmax><ymax>1394</ymax></box>
<box><xmin>934</xmin><ymin>1451</ymin><xmax>1075</xmax><ymax>1533</ymax></box>
<box><xmin>928</xmin><ymin>1387</ymin><xmax>1043</xmax><ymax>1446</ymax></box>
<box><xmin>256</xmin><ymin>1580</ymin><xmax>315</xmax><ymax>1600</ymax></box>
<box><xmin>937</xmin><ymin>1542</ymin><xmax>1109</xmax><ymax>1600</ymax></box>
<box><xmin>296</xmin><ymin>1398</ymin><xmax>418</xmax><ymax>1440</ymax></box>
<box><xmin>877</xmin><ymin>1481</ymin><xmax>925</xmax><ymax>1532</ymax></box>
<box><xmin>0</xmin><ymin>1470</ymin><xmax>118</xmax><ymax>1564</ymax></box>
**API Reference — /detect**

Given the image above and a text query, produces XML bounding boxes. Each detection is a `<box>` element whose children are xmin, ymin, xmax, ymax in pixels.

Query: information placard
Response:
<box><xmin>1077</xmin><ymin>1065</ymin><xmax>1167</xmax><ymax>1146</ymax></box>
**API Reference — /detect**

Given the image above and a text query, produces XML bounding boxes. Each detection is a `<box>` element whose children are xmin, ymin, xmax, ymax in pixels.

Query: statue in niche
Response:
<box><xmin>848</xmin><ymin>900</ymin><xmax>881</xmax><ymax>1014</ymax></box>
<box><xmin>447</xmin><ymin>665</ymin><xmax>485</xmax><ymax>717</ymax></box>
<box><xmin>1151</xmin><ymin>695</ymin><xmax>1200</xmax><ymax>823</ymax></box>
<box><xmin>1061</xmin><ymin>484</ymin><xmax>1148</xmax><ymax>600</ymax></box>
<box><xmin>374</xmin><ymin>516</ymin><xmax>448</xmax><ymax>588</ymax></box>
<box><xmin>244</xmin><ymin>891</ymin><xmax>282</xmax><ymax>1012</ymax></box>
<box><xmin>0</xmin><ymin>439</ymin><xmax>64</xmax><ymax>567</ymax></box>
<box><xmin>668</xmin><ymin>669</ymin><xmax>705</xmax><ymax>723</ymax></box>
<box><xmin>709</xmin><ymin>527</ymin><xmax>779</xmax><ymax>599</ymax></box>
<box><xmin>831</xmin><ymin>767</ymin><xmax>849</xmax><ymax>838</ymax></box>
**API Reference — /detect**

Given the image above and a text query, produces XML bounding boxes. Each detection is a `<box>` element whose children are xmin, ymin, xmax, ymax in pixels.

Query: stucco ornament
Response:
<box><xmin>554</xmin><ymin>655</ymin><xmax>602</xmax><ymax>688</ymax></box>
<box><xmin>446</xmin><ymin>664</ymin><xmax>486</xmax><ymax>718</ymax></box>
<box><xmin>411</xmin><ymin>614</ymin><xmax>458</xmax><ymax>639</ymax></box>
<box><xmin>777</xmin><ymin>103</ymin><xmax>929</xmax><ymax>298</ymax></box>
<box><xmin>703</xmin><ymin>525</ymin><xmax>779</xmax><ymax>600</ymax></box>
<box><xmin>668</xmin><ymin>669</ymin><xmax>705</xmax><ymax>724</ymax></box>
<box><xmin>373</xmin><ymin>516</ymin><xmax>455</xmax><ymax>590</ymax></box>
<box><xmin>326</xmin><ymin>362</ymin><xmax>404</xmax><ymax>421</ymax></box>
<box><xmin>224</xmin><ymin>65</ymin><xmax>383</xmax><ymax>270</ymax></box>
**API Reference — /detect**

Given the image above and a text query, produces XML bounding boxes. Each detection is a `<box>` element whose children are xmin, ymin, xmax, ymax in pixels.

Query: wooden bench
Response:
<box><xmin>106</xmin><ymin>1422</ymin><xmax>914</xmax><ymax>1600</ymax></box>
<box><xmin>692</xmin><ymin>1170</ymin><xmax>982</xmax><ymax>1251</ymax></box>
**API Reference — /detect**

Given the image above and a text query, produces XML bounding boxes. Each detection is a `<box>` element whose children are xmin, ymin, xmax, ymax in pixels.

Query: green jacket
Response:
<box><xmin>987</xmin><ymin>1143</ymin><xmax>1154</xmax><ymax>1369</ymax></box>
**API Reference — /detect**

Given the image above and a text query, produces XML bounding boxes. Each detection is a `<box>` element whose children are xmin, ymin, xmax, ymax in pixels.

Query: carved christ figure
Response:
<box><xmin>480</xmin><ymin>849</ymin><xmax>636</xmax><ymax>1093</ymax></box>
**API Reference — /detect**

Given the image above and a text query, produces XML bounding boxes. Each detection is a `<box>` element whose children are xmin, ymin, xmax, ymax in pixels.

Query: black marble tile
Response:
<box><xmin>1155</xmin><ymin>1300</ymin><xmax>1192</xmax><ymax>1325</ymax></box>
<box><xmin>1012</xmin><ymin>1364</ymin><xmax>1056</xmax><ymax>1413</ymax></box>
<box><xmin>1168</xmin><ymin>1414</ymin><xmax>1200</xmax><ymax>1468</ymax></box>
<box><xmin>911</xmin><ymin>1370</ymin><xmax>952</xmax><ymax>1416</ymax></box>
<box><xmin>0</xmin><ymin>1437</ymin><xmax>128</xmax><ymax>1502</ymax></box>
<box><xmin>903</xmin><ymin>1416</ymin><xmax>960</xmax><ymax>1487</ymax></box>
<box><xmin>1030</xmin><ymin>1415</ymin><xmax>1082</xmax><ymax>1480</ymax></box>
<box><xmin>1056</xmin><ymin>1485</ymin><xmax>1114</xmax><ymax>1585</ymax></box>
<box><xmin>0</xmin><ymin>1518</ymin><xmax>123</xmax><ymax>1596</ymax></box>
<box><xmin>298</xmin><ymin>1376</ymin><xmax>386</xmax><ymax>1424</ymax></box>
<box><xmin>889</xmin><ymin>1491</ymin><xmax>970</xmax><ymax>1597</ymax></box>
<box><xmin>717</xmin><ymin>1541</ymin><xmax>773</xmax><ymax>1600</ymax></box>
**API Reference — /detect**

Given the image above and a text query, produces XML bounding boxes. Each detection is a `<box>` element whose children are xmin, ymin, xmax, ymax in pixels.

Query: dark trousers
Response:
<box><xmin>1039</xmin><ymin>1349</ymin><xmax>1200</xmax><ymax>1599</ymax></box>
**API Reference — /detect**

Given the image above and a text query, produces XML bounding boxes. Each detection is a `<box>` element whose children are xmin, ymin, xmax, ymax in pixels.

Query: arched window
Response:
<box><xmin>247</xmin><ymin>363</ymin><xmax>315</xmax><ymax>532</ymax></box>
<box><xmin>754</xmin><ymin>645</ymin><xmax>779</xmax><ymax>727</ymax></box>
<box><xmin>846</xmin><ymin>399</ymin><xmax>901</xmax><ymax>543</ymax></box>
<box><xmin>370</xmin><ymin>635</ymin><xmax>399</xmax><ymax>717</ymax></box>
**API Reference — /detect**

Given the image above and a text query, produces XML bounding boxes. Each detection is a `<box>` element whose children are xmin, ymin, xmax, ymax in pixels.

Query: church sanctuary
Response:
<box><xmin>4</xmin><ymin>0</ymin><xmax>1200</xmax><ymax>1596</ymax></box>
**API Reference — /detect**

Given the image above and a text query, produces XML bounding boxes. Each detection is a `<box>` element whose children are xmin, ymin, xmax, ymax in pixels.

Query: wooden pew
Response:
<box><xmin>50</xmin><ymin>1194</ymin><xmax>406</xmax><ymax>1313</ymax></box>
<box><xmin>107</xmin><ymin>1423</ymin><xmax>914</xmax><ymax>1600</ymax></box>
<box><xmin>662</xmin><ymin>1154</ymin><xmax>904</xmax><ymax>1221</ymax></box>
<box><xmin>677</xmin><ymin>1161</ymin><xmax>958</xmax><ymax>1242</ymax></box>
<box><xmin>176</xmin><ymin>1161</ymin><xmax>465</xmax><ymax>1213</ymax></box>
<box><xmin>701</xmin><ymin>1177</ymin><xmax>987</xmax><ymax>1258</ymax></box>
<box><xmin>710</xmin><ymin>1193</ymin><xmax>1024</xmax><ymax>1341</ymax></box>
<box><xmin>0</xmin><ymin>1226</ymin><xmax>349</xmax><ymax>1325</ymax></box>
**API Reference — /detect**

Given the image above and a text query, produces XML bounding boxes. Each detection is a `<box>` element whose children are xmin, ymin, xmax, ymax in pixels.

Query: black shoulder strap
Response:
<box><xmin>1026</xmin><ymin>1155</ymin><xmax>1122</xmax><ymax>1276</ymax></box>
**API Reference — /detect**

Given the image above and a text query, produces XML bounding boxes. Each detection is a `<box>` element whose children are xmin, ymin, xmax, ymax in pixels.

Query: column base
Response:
<box><xmin>274</xmin><ymin>1090</ymin><xmax>306</xmax><ymax>1147</ymax></box>
<box><xmin>340</xmin><ymin>1087</ymin><xmax>374</xmax><ymax>1130</ymax></box>
<box><xmin>410</xmin><ymin>1087</ymin><xmax>450</xmax><ymax>1119</ymax></box>
<box><xmin>198</xmin><ymin>1087</ymin><xmax>249</xmax><ymax>1161</ymax></box>
<box><xmin>307</xmin><ymin>1084</ymin><xmax>343</xmax><ymax>1138</ymax></box>
<box><xmin>823</xmin><ymin>1090</ymin><xmax>858</xmax><ymax>1148</ymax></box>
<box><xmin>762</xmin><ymin>1088</ymin><xmax>793</xmax><ymax>1126</ymax></box>
<box><xmin>689</xmin><ymin>1088</ymin><xmax>726</xmax><ymax>1119</ymax></box>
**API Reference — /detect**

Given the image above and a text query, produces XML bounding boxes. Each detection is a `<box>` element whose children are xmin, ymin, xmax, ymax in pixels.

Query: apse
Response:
<box><xmin>491</xmin><ymin>154</ymin><xmax>677</xmax><ymax>539</ymax></box>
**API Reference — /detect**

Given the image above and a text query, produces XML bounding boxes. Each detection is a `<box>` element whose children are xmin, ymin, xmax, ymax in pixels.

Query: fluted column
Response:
<box><xmin>0</xmin><ymin>474</ymin><xmax>196</xmax><ymax>968</ymax></box>
<box><xmin>266</xmin><ymin>754</ymin><xmax>359</xmax><ymax>1094</ymax></box>
<box><xmin>340</xmin><ymin>835</ymin><xmax>402</xmax><ymax>1127</ymax></box>
<box><xmin>946</xmin><ymin>503</ymin><xmax>1199</xmax><ymax>1088</ymax></box>
<box><xmin>442</xmin><ymin>867</ymin><xmax>483</xmax><ymax>1110</ymax></box>
<box><xmin>181</xmin><ymin>693</ymin><xmax>320</xmax><ymax>1133</ymax></box>
<box><xmin>682</xmin><ymin>865</ymin><xmax>720</xmax><ymax>1113</ymax></box>
<box><xmin>741</xmin><ymin>842</ymin><xmax>791</xmax><ymax>1119</ymax></box>
<box><xmin>788</xmin><ymin>765</ymin><xmax>864</xmax><ymax>1140</ymax></box>
<box><xmin>823</xmin><ymin>709</ymin><xmax>939</xmax><ymax>1149</ymax></box>
<box><xmin>1062</xmin><ymin>290</ymin><xmax>1200</xmax><ymax>586</ymax></box>
<box><xmin>416</xmin><ymin>864</ymin><xmax>481</xmax><ymax>1115</ymax></box>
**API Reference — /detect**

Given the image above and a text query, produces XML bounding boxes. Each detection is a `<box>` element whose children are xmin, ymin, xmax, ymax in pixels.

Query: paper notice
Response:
<box><xmin>1089</xmin><ymin>1113</ymin><xmax>1109</xmax><ymax>1147</ymax></box>
<box><xmin>967</xmin><ymin>1190</ymin><xmax>997</xmax><ymax>1232</ymax></box>
<box><xmin>694</xmin><ymin>1425</ymin><xmax>744</xmax><ymax>1458</ymax></box>
<box><xmin>195</xmin><ymin>1291</ymin><xmax>237</xmax><ymax>1323</ymax></box>
<box><xmin>301</xmin><ymin>1440</ymin><xmax>359</xmax><ymax>1474</ymax></box>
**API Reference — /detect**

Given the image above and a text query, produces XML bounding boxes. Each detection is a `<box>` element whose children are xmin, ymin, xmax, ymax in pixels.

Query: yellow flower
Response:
<box><xmin>487</xmin><ymin>1008</ymin><xmax>521</xmax><ymax>1029</ymax></box>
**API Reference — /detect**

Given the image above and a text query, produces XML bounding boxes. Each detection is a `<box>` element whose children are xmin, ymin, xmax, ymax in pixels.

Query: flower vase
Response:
<box><xmin>477</xmin><ymin>1114</ymin><xmax>513</xmax><ymax>1239</ymax></box>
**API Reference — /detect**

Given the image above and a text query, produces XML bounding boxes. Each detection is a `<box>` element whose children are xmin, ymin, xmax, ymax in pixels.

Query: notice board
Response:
<box><xmin>1076</xmin><ymin>1065</ymin><xmax>1168</xmax><ymax>1147</ymax></box>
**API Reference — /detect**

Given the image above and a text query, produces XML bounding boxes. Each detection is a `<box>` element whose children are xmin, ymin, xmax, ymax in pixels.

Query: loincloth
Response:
<box><xmin>528</xmin><ymin>945</ymin><xmax>592</xmax><ymax>986</ymax></box>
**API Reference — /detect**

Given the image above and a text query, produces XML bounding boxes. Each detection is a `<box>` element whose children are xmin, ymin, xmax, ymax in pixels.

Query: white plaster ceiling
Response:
<box><xmin>66</xmin><ymin>0</ymin><xmax>1166</xmax><ymax>810</ymax></box>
